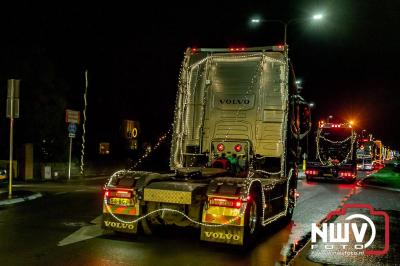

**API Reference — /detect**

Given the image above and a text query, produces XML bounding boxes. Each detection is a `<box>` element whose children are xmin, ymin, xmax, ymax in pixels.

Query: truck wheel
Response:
<box><xmin>284</xmin><ymin>188</ymin><xmax>296</xmax><ymax>222</ymax></box>
<box><xmin>141</xmin><ymin>218</ymin><xmax>153</xmax><ymax>235</ymax></box>
<box><xmin>347</xmin><ymin>177</ymin><xmax>357</xmax><ymax>184</ymax></box>
<box><xmin>243</xmin><ymin>193</ymin><xmax>261</xmax><ymax>245</ymax></box>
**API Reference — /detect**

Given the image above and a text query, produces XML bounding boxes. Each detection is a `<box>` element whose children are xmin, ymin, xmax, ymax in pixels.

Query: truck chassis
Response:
<box><xmin>102</xmin><ymin>168</ymin><xmax>297</xmax><ymax>245</ymax></box>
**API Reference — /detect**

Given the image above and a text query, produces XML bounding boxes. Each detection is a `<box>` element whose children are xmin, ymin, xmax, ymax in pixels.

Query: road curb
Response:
<box><xmin>357</xmin><ymin>180</ymin><xmax>400</xmax><ymax>192</ymax></box>
<box><xmin>288</xmin><ymin>184</ymin><xmax>359</xmax><ymax>265</ymax></box>
<box><xmin>289</xmin><ymin>240</ymin><xmax>322</xmax><ymax>266</ymax></box>
<box><xmin>0</xmin><ymin>192</ymin><xmax>42</xmax><ymax>206</ymax></box>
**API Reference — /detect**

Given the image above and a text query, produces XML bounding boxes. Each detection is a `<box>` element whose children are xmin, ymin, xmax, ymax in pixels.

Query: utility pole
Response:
<box><xmin>6</xmin><ymin>79</ymin><xmax>20</xmax><ymax>199</ymax></box>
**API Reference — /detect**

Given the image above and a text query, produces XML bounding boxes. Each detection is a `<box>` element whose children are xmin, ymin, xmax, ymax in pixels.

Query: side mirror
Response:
<box><xmin>300</xmin><ymin>103</ymin><xmax>312</xmax><ymax>134</ymax></box>
<box><xmin>292</xmin><ymin>102</ymin><xmax>312</xmax><ymax>139</ymax></box>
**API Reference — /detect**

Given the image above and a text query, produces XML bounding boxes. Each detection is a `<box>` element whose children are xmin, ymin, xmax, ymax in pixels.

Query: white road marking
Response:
<box><xmin>91</xmin><ymin>215</ymin><xmax>102</xmax><ymax>224</ymax></box>
<box><xmin>58</xmin><ymin>215</ymin><xmax>103</xmax><ymax>246</ymax></box>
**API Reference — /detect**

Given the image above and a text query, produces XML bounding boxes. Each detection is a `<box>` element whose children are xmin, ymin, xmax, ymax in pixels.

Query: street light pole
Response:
<box><xmin>250</xmin><ymin>14</ymin><xmax>323</xmax><ymax>173</ymax></box>
<box><xmin>250</xmin><ymin>14</ymin><xmax>323</xmax><ymax>55</ymax></box>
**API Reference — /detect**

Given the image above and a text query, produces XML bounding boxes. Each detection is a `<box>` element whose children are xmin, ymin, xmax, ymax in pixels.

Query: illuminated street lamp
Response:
<box><xmin>295</xmin><ymin>80</ymin><xmax>303</xmax><ymax>93</ymax></box>
<box><xmin>313</xmin><ymin>14</ymin><xmax>323</xmax><ymax>20</ymax></box>
<box><xmin>250</xmin><ymin>13</ymin><xmax>324</xmax><ymax>53</ymax></box>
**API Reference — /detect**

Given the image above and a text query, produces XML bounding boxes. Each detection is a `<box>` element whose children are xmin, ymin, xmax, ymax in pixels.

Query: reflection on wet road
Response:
<box><xmin>89</xmin><ymin>178</ymin><xmax>362</xmax><ymax>266</ymax></box>
<box><xmin>0</xmin><ymin>173</ymin><xmax>371</xmax><ymax>266</ymax></box>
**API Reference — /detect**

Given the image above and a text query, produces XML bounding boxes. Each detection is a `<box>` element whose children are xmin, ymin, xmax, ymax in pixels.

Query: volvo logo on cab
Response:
<box><xmin>214</xmin><ymin>94</ymin><xmax>255</xmax><ymax>110</ymax></box>
<box><xmin>219</xmin><ymin>98</ymin><xmax>250</xmax><ymax>105</ymax></box>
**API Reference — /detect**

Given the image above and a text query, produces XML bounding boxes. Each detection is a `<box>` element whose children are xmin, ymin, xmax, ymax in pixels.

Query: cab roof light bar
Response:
<box><xmin>319</xmin><ymin>122</ymin><xmax>352</xmax><ymax>129</ymax></box>
<box><xmin>192</xmin><ymin>45</ymin><xmax>285</xmax><ymax>53</ymax></box>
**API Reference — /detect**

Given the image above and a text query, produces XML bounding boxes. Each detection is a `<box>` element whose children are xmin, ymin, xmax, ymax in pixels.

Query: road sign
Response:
<box><xmin>66</xmin><ymin>109</ymin><xmax>80</xmax><ymax>124</ymax></box>
<box><xmin>69</xmin><ymin>133</ymin><xmax>76</xmax><ymax>138</ymax></box>
<box><xmin>6</xmin><ymin>99</ymin><xmax>20</xmax><ymax>118</ymax></box>
<box><xmin>6</xmin><ymin>79</ymin><xmax>20</xmax><ymax>119</ymax></box>
<box><xmin>68</xmin><ymin>123</ymin><xmax>78</xmax><ymax>134</ymax></box>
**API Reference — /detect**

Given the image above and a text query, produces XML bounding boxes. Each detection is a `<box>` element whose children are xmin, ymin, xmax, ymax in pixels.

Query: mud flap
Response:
<box><xmin>102</xmin><ymin>213</ymin><xmax>139</xmax><ymax>234</ymax></box>
<box><xmin>200</xmin><ymin>225</ymin><xmax>244</xmax><ymax>245</ymax></box>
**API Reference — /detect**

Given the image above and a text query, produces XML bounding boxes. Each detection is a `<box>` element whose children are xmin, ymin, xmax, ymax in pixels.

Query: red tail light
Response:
<box><xmin>305</xmin><ymin>169</ymin><xmax>318</xmax><ymax>176</ymax></box>
<box><xmin>339</xmin><ymin>171</ymin><xmax>355</xmax><ymax>178</ymax></box>
<box><xmin>273</xmin><ymin>45</ymin><xmax>285</xmax><ymax>51</ymax></box>
<box><xmin>209</xmin><ymin>197</ymin><xmax>242</xmax><ymax>208</ymax></box>
<box><xmin>216</xmin><ymin>143</ymin><xmax>225</xmax><ymax>152</ymax></box>
<box><xmin>104</xmin><ymin>189</ymin><xmax>132</xmax><ymax>198</ymax></box>
<box><xmin>116</xmin><ymin>190</ymin><xmax>132</xmax><ymax>198</ymax></box>
<box><xmin>229</xmin><ymin>47</ymin><xmax>245</xmax><ymax>52</ymax></box>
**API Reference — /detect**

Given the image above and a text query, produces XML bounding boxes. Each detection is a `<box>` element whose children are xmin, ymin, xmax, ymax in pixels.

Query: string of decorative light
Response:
<box><xmin>179</xmin><ymin>63</ymin><xmax>204</xmax><ymax>166</ymax></box>
<box><xmin>104</xmin><ymin>201</ymin><xmax>241</xmax><ymax>227</ymax></box>
<box><xmin>255</xmin><ymin>169</ymin><xmax>282</xmax><ymax>176</ymax></box>
<box><xmin>241</xmin><ymin>168</ymin><xmax>293</xmax><ymax>226</ymax></box>
<box><xmin>104</xmin><ymin>168</ymin><xmax>295</xmax><ymax>228</ymax></box>
<box><xmin>171</xmin><ymin>50</ymin><xmax>191</xmax><ymax>168</ymax></box>
<box><xmin>281</xmin><ymin>52</ymin><xmax>290</xmax><ymax>177</ymax></box>
<box><xmin>319</xmin><ymin>134</ymin><xmax>353</xmax><ymax>144</ymax></box>
<box><xmin>131</xmin><ymin>127</ymin><xmax>172</xmax><ymax>169</ymax></box>
<box><xmin>316</xmin><ymin>128</ymin><xmax>357</xmax><ymax>166</ymax></box>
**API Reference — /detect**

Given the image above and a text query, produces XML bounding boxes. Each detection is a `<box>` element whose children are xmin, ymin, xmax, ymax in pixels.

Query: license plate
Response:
<box><xmin>323</xmin><ymin>173</ymin><xmax>333</xmax><ymax>177</ymax></box>
<box><xmin>109</xmin><ymin>198</ymin><xmax>132</xmax><ymax>206</ymax></box>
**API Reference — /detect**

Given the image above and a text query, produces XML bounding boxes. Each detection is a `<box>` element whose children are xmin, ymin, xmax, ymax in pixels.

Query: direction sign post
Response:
<box><xmin>66</xmin><ymin>111</ymin><xmax>80</xmax><ymax>181</ymax></box>
<box><xmin>68</xmin><ymin>135</ymin><xmax>73</xmax><ymax>180</ymax></box>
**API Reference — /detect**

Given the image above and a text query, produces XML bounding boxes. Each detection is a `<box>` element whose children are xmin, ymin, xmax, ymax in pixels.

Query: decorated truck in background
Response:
<box><xmin>102</xmin><ymin>46</ymin><xmax>310</xmax><ymax>245</ymax></box>
<box><xmin>306</xmin><ymin>121</ymin><xmax>357</xmax><ymax>182</ymax></box>
<box><xmin>356</xmin><ymin>137</ymin><xmax>385</xmax><ymax>170</ymax></box>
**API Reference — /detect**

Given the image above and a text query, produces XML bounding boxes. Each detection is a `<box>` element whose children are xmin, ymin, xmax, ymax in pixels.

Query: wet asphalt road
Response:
<box><xmin>0</xmin><ymin>171</ymin><xmax>384</xmax><ymax>266</ymax></box>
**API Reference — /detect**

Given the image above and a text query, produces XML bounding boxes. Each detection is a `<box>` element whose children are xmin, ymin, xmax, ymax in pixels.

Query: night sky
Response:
<box><xmin>0</xmin><ymin>0</ymin><xmax>399</xmax><ymax>161</ymax></box>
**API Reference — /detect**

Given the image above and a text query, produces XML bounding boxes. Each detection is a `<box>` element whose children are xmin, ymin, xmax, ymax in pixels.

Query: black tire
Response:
<box><xmin>140</xmin><ymin>218</ymin><xmax>153</xmax><ymax>235</ymax></box>
<box><xmin>243</xmin><ymin>192</ymin><xmax>261</xmax><ymax>246</ymax></box>
<box><xmin>139</xmin><ymin>204</ymin><xmax>162</xmax><ymax>235</ymax></box>
<box><xmin>347</xmin><ymin>177</ymin><xmax>357</xmax><ymax>184</ymax></box>
<box><xmin>284</xmin><ymin>187</ymin><xmax>296</xmax><ymax>223</ymax></box>
<box><xmin>306</xmin><ymin>176</ymin><xmax>312</xmax><ymax>182</ymax></box>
